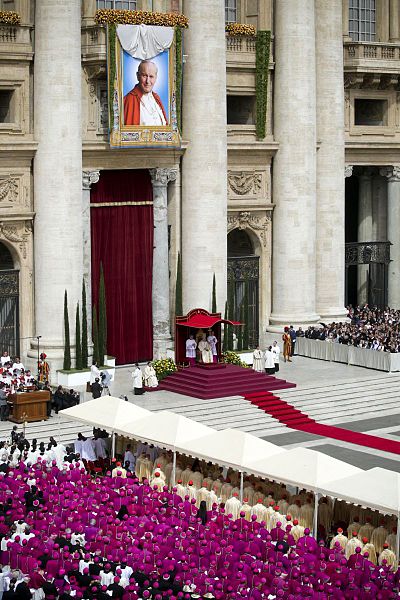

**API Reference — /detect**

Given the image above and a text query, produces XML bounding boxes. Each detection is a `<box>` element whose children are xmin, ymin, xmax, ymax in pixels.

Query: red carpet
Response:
<box><xmin>158</xmin><ymin>364</ymin><xmax>295</xmax><ymax>400</ymax></box>
<box><xmin>245</xmin><ymin>392</ymin><xmax>400</xmax><ymax>456</ymax></box>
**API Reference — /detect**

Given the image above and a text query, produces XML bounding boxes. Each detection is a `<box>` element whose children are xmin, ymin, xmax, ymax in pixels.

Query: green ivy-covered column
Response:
<box><xmin>255</xmin><ymin>30</ymin><xmax>271</xmax><ymax>140</ymax></box>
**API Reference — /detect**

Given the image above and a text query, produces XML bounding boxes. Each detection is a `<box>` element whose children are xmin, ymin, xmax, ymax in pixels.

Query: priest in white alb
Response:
<box><xmin>144</xmin><ymin>362</ymin><xmax>158</xmax><ymax>387</ymax></box>
<box><xmin>185</xmin><ymin>334</ymin><xmax>197</xmax><ymax>367</ymax></box>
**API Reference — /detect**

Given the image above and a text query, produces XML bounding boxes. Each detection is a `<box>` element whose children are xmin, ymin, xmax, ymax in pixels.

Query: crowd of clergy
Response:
<box><xmin>0</xmin><ymin>431</ymin><xmax>395</xmax><ymax>599</ymax></box>
<box><xmin>304</xmin><ymin>305</ymin><xmax>400</xmax><ymax>352</ymax></box>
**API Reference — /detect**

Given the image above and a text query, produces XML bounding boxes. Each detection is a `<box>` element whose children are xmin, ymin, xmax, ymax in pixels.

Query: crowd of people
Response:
<box><xmin>0</xmin><ymin>430</ymin><xmax>395</xmax><ymax>599</ymax></box>
<box><xmin>304</xmin><ymin>305</ymin><xmax>400</xmax><ymax>353</ymax></box>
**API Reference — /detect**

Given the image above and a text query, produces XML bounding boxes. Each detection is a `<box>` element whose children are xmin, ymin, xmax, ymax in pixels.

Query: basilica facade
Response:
<box><xmin>0</xmin><ymin>0</ymin><xmax>399</xmax><ymax>371</ymax></box>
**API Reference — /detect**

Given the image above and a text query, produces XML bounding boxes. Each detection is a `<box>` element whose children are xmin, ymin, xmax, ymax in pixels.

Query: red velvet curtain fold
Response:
<box><xmin>91</xmin><ymin>169</ymin><xmax>153</xmax><ymax>365</ymax></box>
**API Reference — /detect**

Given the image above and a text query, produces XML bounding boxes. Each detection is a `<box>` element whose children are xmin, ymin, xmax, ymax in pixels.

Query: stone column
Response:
<box><xmin>150</xmin><ymin>168</ymin><xmax>177</xmax><ymax>358</ymax></box>
<box><xmin>380</xmin><ymin>166</ymin><xmax>400</xmax><ymax>307</ymax></box>
<box><xmin>342</xmin><ymin>0</ymin><xmax>352</xmax><ymax>40</ymax></box>
<box><xmin>31</xmin><ymin>0</ymin><xmax>83</xmax><ymax>374</ymax></box>
<box><xmin>390</xmin><ymin>0</ymin><xmax>400</xmax><ymax>41</ymax></box>
<box><xmin>269</xmin><ymin>0</ymin><xmax>319</xmax><ymax>328</ymax></box>
<box><xmin>82</xmin><ymin>170</ymin><xmax>100</xmax><ymax>339</ymax></box>
<box><xmin>357</xmin><ymin>170</ymin><xmax>373</xmax><ymax>305</ymax></box>
<box><xmin>372</xmin><ymin>174</ymin><xmax>387</xmax><ymax>242</ymax></box>
<box><xmin>181</xmin><ymin>0</ymin><xmax>227</xmax><ymax>313</ymax></box>
<box><xmin>315</xmin><ymin>0</ymin><xmax>347</xmax><ymax>321</ymax></box>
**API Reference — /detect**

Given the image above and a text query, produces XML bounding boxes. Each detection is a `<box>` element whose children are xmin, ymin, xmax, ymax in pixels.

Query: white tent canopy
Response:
<box><xmin>177</xmin><ymin>428</ymin><xmax>285</xmax><ymax>471</ymax></box>
<box><xmin>60</xmin><ymin>396</ymin><xmax>151</xmax><ymax>432</ymax></box>
<box><xmin>318</xmin><ymin>467</ymin><xmax>400</xmax><ymax>516</ymax></box>
<box><xmin>244</xmin><ymin>447</ymin><xmax>362</xmax><ymax>492</ymax></box>
<box><xmin>115</xmin><ymin>410</ymin><xmax>215</xmax><ymax>452</ymax></box>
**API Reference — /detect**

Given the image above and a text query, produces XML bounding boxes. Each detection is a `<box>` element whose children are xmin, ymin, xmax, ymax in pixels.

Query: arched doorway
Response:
<box><xmin>227</xmin><ymin>229</ymin><xmax>259</xmax><ymax>347</ymax></box>
<box><xmin>0</xmin><ymin>242</ymin><xmax>19</xmax><ymax>356</ymax></box>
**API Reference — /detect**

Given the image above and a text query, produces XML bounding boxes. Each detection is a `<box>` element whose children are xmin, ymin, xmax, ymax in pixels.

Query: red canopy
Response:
<box><xmin>176</xmin><ymin>314</ymin><xmax>241</xmax><ymax>329</ymax></box>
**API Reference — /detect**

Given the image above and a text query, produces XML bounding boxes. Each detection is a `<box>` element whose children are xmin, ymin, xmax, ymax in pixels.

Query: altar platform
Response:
<box><xmin>158</xmin><ymin>363</ymin><xmax>295</xmax><ymax>400</ymax></box>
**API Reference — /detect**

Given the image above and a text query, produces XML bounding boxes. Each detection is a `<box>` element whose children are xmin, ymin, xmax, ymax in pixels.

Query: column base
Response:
<box><xmin>153</xmin><ymin>337</ymin><xmax>174</xmax><ymax>360</ymax></box>
<box><xmin>26</xmin><ymin>339</ymin><xmax>92</xmax><ymax>385</ymax></box>
<box><xmin>317</xmin><ymin>307</ymin><xmax>349</xmax><ymax>323</ymax></box>
<box><xmin>267</xmin><ymin>312</ymin><xmax>321</xmax><ymax>333</ymax></box>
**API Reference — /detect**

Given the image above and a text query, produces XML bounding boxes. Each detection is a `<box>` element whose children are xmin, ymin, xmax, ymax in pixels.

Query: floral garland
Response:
<box><xmin>0</xmin><ymin>11</ymin><xmax>21</xmax><ymax>25</ymax></box>
<box><xmin>255</xmin><ymin>30</ymin><xmax>271</xmax><ymax>140</ymax></box>
<box><xmin>95</xmin><ymin>9</ymin><xmax>188</xmax><ymax>28</ymax></box>
<box><xmin>225</xmin><ymin>23</ymin><xmax>256</xmax><ymax>37</ymax></box>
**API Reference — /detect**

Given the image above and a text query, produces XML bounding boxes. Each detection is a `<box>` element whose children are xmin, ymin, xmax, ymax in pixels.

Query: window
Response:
<box><xmin>0</xmin><ymin>90</ymin><xmax>14</xmax><ymax>124</ymax></box>
<box><xmin>96</xmin><ymin>1</ymin><xmax>137</xmax><ymax>9</ymax></box>
<box><xmin>354</xmin><ymin>98</ymin><xmax>388</xmax><ymax>126</ymax></box>
<box><xmin>227</xmin><ymin>96</ymin><xmax>255</xmax><ymax>125</ymax></box>
<box><xmin>225</xmin><ymin>0</ymin><xmax>237</xmax><ymax>23</ymax></box>
<box><xmin>0</xmin><ymin>1</ymin><xmax>15</xmax><ymax>9</ymax></box>
<box><xmin>349</xmin><ymin>0</ymin><xmax>376</xmax><ymax>41</ymax></box>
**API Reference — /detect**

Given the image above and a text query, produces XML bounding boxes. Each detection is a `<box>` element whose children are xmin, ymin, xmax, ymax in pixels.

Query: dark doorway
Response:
<box><xmin>0</xmin><ymin>242</ymin><xmax>19</xmax><ymax>356</ymax></box>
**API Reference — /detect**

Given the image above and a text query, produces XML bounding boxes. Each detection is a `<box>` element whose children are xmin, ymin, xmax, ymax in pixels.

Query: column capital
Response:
<box><xmin>380</xmin><ymin>166</ymin><xmax>400</xmax><ymax>182</ymax></box>
<box><xmin>82</xmin><ymin>170</ymin><xmax>100</xmax><ymax>190</ymax></box>
<box><xmin>149</xmin><ymin>168</ymin><xmax>178</xmax><ymax>187</ymax></box>
<box><xmin>345</xmin><ymin>165</ymin><xmax>353</xmax><ymax>178</ymax></box>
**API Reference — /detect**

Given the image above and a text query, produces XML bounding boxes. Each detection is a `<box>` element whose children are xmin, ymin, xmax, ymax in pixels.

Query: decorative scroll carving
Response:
<box><xmin>380</xmin><ymin>166</ymin><xmax>400</xmax><ymax>182</ymax></box>
<box><xmin>82</xmin><ymin>171</ymin><xmax>100</xmax><ymax>190</ymax></box>
<box><xmin>0</xmin><ymin>221</ymin><xmax>31</xmax><ymax>260</ymax></box>
<box><xmin>345</xmin><ymin>165</ymin><xmax>353</xmax><ymax>178</ymax></box>
<box><xmin>227</xmin><ymin>211</ymin><xmax>271</xmax><ymax>247</ymax></box>
<box><xmin>149</xmin><ymin>168</ymin><xmax>178</xmax><ymax>186</ymax></box>
<box><xmin>345</xmin><ymin>242</ymin><xmax>391</xmax><ymax>266</ymax></box>
<box><xmin>228</xmin><ymin>171</ymin><xmax>262</xmax><ymax>196</ymax></box>
<box><xmin>0</xmin><ymin>178</ymin><xmax>18</xmax><ymax>203</ymax></box>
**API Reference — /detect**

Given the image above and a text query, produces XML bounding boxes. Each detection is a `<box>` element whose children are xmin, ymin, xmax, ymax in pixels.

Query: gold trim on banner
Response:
<box><xmin>90</xmin><ymin>201</ymin><xmax>153</xmax><ymax>208</ymax></box>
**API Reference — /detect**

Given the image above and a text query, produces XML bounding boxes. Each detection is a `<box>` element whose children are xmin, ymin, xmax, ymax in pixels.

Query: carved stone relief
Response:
<box><xmin>0</xmin><ymin>220</ymin><xmax>32</xmax><ymax>260</ymax></box>
<box><xmin>227</xmin><ymin>211</ymin><xmax>272</xmax><ymax>247</ymax></box>
<box><xmin>228</xmin><ymin>171</ymin><xmax>263</xmax><ymax>196</ymax></box>
<box><xmin>0</xmin><ymin>178</ymin><xmax>18</xmax><ymax>204</ymax></box>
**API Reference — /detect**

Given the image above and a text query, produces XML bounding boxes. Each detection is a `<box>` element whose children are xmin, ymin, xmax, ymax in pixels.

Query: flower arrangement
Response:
<box><xmin>225</xmin><ymin>23</ymin><xmax>256</xmax><ymax>37</ymax></box>
<box><xmin>152</xmin><ymin>357</ymin><xmax>178</xmax><ymax>381</ymax></box>
<box><xmin>221</xmin><ymin>350</ymin><xmax>249</xmax><ymax>368</ymax></box>
<box><xmin>0</xmin><ymin>11</ymin><xmax>20</xmax><ymax>25</ymax></box>
<box><xmin>95</xmin><ymin>10</ymin><xmax>189</xmax><ymax>28</ymax></box>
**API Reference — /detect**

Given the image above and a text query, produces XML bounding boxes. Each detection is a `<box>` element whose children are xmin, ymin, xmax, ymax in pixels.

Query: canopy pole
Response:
<box><xmin>111</xmin><ymin>432</ymin><xmax>116</xmax><ymax>460</ymax></box>
<box><xmin>171</xmin><ymin>451</ymin><xmax>177</xmax><ymax>489</ymax></box>
<box><xmin>397</xmin><ymin>514</ymin><xmax>400</xmax><ymax>560</ymax></box>
<box><xmin>313</xmin><ymin>492</ymin><xmax>319</xmax><ymax>539</ymax></box>
<box><xmin>240</xmin><ymin>471</ymin><xmax>244</xmax><ymax>504</ymax></box>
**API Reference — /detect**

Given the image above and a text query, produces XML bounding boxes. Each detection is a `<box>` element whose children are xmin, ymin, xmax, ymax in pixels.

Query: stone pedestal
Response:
<box><xmin>29</xmin><ymin>0</ymin><xmax>83</xmax><ymax>377</ymax></box>
<box><xmin>381</xmin><ymin>166</ymin><xmax>400</xmax><ymax>307</ymax></box>
<box><xmin>315</xmin><ymin>0</ymin><xmax>347</xmax><ymax>321</ymax></box>
<box><xmin>269</xmin><ymin>0</ymin><xmax>319</xmax><ymax>328</ymax></box>
<box><xmin>357</xmin><ymin>171</ymin><xmax>373</xmax><ymax>305</ymax></box>
<box><xmin>181</xmin><ymin>1</ymin><xmax>227</xmax><ymax>314</ymax></box>
<box><xmin>150</xmin><ymin>168</ymin><xmax>177</xmax><ymax>359</ymax></box>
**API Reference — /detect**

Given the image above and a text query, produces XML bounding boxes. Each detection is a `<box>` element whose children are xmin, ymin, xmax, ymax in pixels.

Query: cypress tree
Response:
<box><xmin>175</xmin><ymin>252</ymin><xmax>183</xmax><ymax>316</ymax></box>
<box><xmin>98</xmin><ymin>263</ymin><xmax>107</xmax><ymax>365</ymax></box>
<box><xmin>92</xmin><ymin>305</ymin><xmax>99</xmax><ymax>366</ymax></box>
<box><xmin>63</xmin><ymin>290</ymin><xmax>71</xmax><ymax>370</ymax></box>
<box><xmin>81</xmin><ymin>280</ymin><xmax>88</xmax><ymax>369</ymax></box>
<box><xmin>75</xmin><ymin>302</ymin><xmax>82</xmax><ymax>370</ymax></box>
<box><xmin>211</xmin><ymin>273</ymin><xmax>217</xmax><ymax>313</ymax></box>
<box><xmin>237</xmin><ymin>302</ymin><xmax>244</xmax><ymax>351</ymax></box>
<box><xmin>227</xmin><ymin>280</ymin><xmax>235</xmax><ymax>350</ymax></box>
<box><xmin>222</xmin><ymin>300</ymin><xmax>228</xmax><ymax>352</ymax></box>
<box><xmin>243</xmin><ymin>280</ymin><xmax>250</xmax><ymax>350</ymax></box>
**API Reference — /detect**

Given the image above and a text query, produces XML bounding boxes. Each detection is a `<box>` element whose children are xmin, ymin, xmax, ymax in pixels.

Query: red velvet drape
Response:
<box><xmin>91</xmin><ymin>170</ymin><xmax>153</xmax><ymax>365</ymax></box>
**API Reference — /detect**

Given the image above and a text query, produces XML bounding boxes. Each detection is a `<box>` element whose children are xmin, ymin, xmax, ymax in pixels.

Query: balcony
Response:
<box><xmin>344</xmin><ymin>41</ymin><xmax>400</xmax><ymax>74</ymax></box>
<box><xmin>0</xmin><ymin>25</ymin><xmax>33</xmax><ymax>60</ymax></box>
<box><xmin>226</xmin><ymin>35</ymin><xmax>256</xmax><ymax>70</ymax></box>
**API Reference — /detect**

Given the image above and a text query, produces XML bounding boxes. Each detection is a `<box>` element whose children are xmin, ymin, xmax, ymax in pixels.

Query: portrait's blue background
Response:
<box><xmin>122</xmin><ymin>50</ymin><xmax>170</xmax><ymax>123</ymax></box>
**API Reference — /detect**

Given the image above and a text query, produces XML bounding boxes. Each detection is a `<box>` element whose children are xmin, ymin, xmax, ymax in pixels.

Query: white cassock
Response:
<box><xmin>185</xmin><ymin>339</ymin><xmax>196</xmax><ymax>358</ymax></box>
<box><xmin>198</xmin><ymin>340</ymin><xmax>212</xmax><ymax>363</ymax></box>
<box><xmin>144</xmin><ymin>365</ymin><xmax>158</xmax><ymax>388</ymax></box>
<box><xmin>132</xmin><ymin>367</ymin><xmax>143</xmax><ymax>389</ymax></box>
<box><xmin>81</xmin><ymin>439</ymin><xmax>97</xmax><ymax>462</ymax></box>
<box><xmin>271</xmin><ymin>344</ymin><xmax>281</xmax><ymax>366</ymax></box>
<box><xmin>207</xmin><ymin>335</ymin><xmax>218</xmax><ymax>356</ymax></box>
<box><xmin>264</xmin><ymin>350</ymin><xmax>275</xmax><ymax>371</ymax></box>
<box><xmin>252</xmin><ymin>349</ymin><xmax>264</xmax><ymax>372</ymax></box>
<box><xmin>90</xmin><ymin>364</ymin><xmax>100</xmax><ymax>384</ymax></box>
<box><xmin>139</xmin><ymin>92</ymin><xmax>166</xmax><ymax>126</ymax></box>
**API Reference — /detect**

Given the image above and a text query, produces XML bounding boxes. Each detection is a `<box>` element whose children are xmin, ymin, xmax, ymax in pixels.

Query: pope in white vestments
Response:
<box><xmin>252</xmin><ymin>347</ymin><xmax>264</xmax><ymax>372</ymax></box>
<box><xmin>198</xmin><ymin>335</ymin><xmax>213</xmax><ymax>363</ymax></box>
<box><xmin>144</xmin><ymin>362</ymin><xmax>158</xmax><ymax>388</ymax></box>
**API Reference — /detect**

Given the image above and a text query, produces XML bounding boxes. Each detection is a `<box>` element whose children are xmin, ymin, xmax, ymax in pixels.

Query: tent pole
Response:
<box><xmin>313</xmin><ymin>492</ymin><xmax>319</xmax><ymax>539</ymax></box>
<box><xmin>171</xmin><ymin>451</ymin><xmax>177</xmax><ymax>489</ymax></box>
<box><xmin>240</xmin><ymin>471</ymin><xmax>244</xmax><ymax>504</ymax></box>
<box><xmin>111</xmin><ymin>432</ymin><xmax>116</xmax><ymax>459</ymax></box>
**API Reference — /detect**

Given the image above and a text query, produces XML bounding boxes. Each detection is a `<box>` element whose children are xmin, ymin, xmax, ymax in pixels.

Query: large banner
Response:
<box><xmin>107</xmin><ymin>24</ymin><xmax>181</xmax><ymax>148</ymax></box>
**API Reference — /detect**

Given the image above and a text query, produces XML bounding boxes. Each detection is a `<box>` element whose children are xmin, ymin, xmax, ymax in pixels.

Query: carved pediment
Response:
<box><xmin>228</xmin><ymin>171</ymin><xmax>262</xmax><ymax>196</ymax></box>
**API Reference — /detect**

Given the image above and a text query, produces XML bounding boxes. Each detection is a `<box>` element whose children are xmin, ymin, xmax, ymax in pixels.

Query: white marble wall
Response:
<box><xmin>181</xmin><ymin>0</ymin><xmax>227</xmax><ymax>314</ymax></box>
<box><xmin>31</xmin><ymin>0</ymin><xmax>83</xmax><ymax>370</ymax></box>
